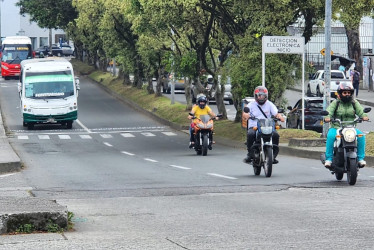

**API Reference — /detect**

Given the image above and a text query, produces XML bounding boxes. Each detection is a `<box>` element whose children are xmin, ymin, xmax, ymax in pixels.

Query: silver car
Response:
<box><xmin>60</xmin><ymin>44</ymin><xmax>74</xmax><ymax>56</ymax></box>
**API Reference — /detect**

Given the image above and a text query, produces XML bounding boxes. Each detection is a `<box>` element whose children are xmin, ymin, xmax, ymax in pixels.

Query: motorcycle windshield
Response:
<box><xmin>258</xmin><ymin>118</ymin><xmax>274</xmax><ymax>135</ymax></box>
<box><xmin>199</xmin><ymin>115</ymin><xmax>211</xmax><ymax>123</ymax></box>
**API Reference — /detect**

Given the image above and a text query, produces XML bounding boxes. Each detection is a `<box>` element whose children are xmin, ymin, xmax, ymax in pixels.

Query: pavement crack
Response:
<box><xmin>166</xmin><ymin>237</ymin><xmax>190</xmax><ymax>249</ymax></box>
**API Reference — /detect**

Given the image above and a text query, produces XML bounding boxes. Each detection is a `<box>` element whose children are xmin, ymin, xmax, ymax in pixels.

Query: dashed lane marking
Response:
<box><xmin>121</xmin><ymin>133</ymin><xmax>135</xmax><ymax>138</ymax></box>
<box><xmin>207</xmin><ymin>173</ymin><xmax>237</xmax><ymax>180</ymax></box>
<box><xmin>18</xmin><ymin>136</ymin><xmax>29</xmax><ymax>140</ymax></box>
<box><xmin>162</xmin><ymin>132</ymin><xmax>177</xmax><ymax>136</ymax></box>
<box><xmin>58</xmin><ymin>135</ymin><xmax>71</xmax><ymax>140</ymax></box>
<box><xmin>121</xmin><ymin>151</ymin><xmax>135</xmax><ymax>156</ymax></box>
<box><xmin>103</xmin><ymin>142</ymin><xmax>113</xmax><ymax>147</ymax></box>
<box><xmin>38</xmin><ymin>135</ymin><xmax>50</xmax><ymax>140</ymax></box>
<box><xmin>144</xmin><ymin>158</ymin><xmax>158</xmax><ymax>163</ymax></box>
<box><xmin>100</xmin><ymin>134</ymin><xmax>113</xmax><ymax>138</ymax></box>
<box><xmin>79</xmin><ymin>135</ymin><xmax>92</xmax><ymax>139</ymax></box>
<box><xmin>141</xmin><ymin>132</ymin><xmax>156</xmax><ymax>137</ymax></box>
<box><xmin>170</xmin><ymin>165</ymin><xmax>191</xmax><ymax>170</ymax></box>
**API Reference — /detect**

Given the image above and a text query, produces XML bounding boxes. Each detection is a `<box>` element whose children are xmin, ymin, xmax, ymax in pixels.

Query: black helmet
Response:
<box><xmin>197</xmin><ymin>95</ymin><xmax>208</xmax><ymax>109</ymax></box>
<box><xmin>254</xmin><ymin>86</ymin><xmax>268</xmax><ymax>105</ymax></box>
<box><xmin>337</xmin><ymin>82</ymin><xmax>354</xmax><ymax>103</ymax></box>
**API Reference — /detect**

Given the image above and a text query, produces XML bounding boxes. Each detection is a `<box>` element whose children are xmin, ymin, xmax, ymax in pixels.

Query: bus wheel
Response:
<box><xmin>27</xmin><ymin>123</ymin><xmax>34</xmax><ymax>130</ymax></box>
<box><xmin>66</xmin><ymin>121</ymin><xmax>73</xmax><ymax>129</ymax></box>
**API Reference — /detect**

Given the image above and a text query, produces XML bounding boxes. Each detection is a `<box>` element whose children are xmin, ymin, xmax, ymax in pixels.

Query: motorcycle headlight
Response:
<box><xmin>261</xmin><ymin>126</ymin><xmax>273</xmax><ymax>135</ymax></box>
<box><xmin>198</xmin><ymin>124</ymin><xmax>205</xmax><ymax>128</ymax></box>
<box><xmin>342</xmin><ymin>128</ymin><xmax>357</xmax><ymax>143</ymax></box>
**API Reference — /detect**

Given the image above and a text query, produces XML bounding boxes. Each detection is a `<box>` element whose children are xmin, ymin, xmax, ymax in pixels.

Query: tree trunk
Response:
<box><xmin>346</xmin><ymin>27</ymin><xmax>362</xmax><ymax>74</ymax></box>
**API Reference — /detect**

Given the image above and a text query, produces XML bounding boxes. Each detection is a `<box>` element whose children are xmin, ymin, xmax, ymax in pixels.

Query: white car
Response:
<box><xmin>60</xmin><ymin>44</ymin><xmax>74</xmax><ymax>56</ymax></box>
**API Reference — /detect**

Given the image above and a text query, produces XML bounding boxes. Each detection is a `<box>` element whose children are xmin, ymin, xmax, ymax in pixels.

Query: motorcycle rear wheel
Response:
<box><xmin>253</xmin><ymin>166</ymin><xmax>261</xmax><ymax>176</ymax></box>
<box><xmin>264</xmin><ymin>147</ymin><xmax>273</xmax><ymax>177</ymax></box>
<box><xmin>347</xmin><ymin>158</ymin><xmax>357</xmax><ymax>185</ymax></box>
<box><xmin>335</xmin><ymin>172</ymin><xmax>344</xmax><ymax>181</ymax></box>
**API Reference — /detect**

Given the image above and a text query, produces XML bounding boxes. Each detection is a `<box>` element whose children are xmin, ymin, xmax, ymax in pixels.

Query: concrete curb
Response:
<box><xmin>0</xmin><ymin>108</ymin><xmax>22</xmax><ymax>174</ymax></box>
<box><xmin>0</xmin><ymin>197</ymin><xmax>68</xmax><ymax>234</ymax></box>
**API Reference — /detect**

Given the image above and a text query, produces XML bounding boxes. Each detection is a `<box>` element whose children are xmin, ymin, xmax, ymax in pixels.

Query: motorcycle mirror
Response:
<box><xmin>243</xmin><ymin>107</ymin><xmax>250</xmax><ymax>113</ymax></box>
<box><xmin>320</xmin><ymin>110</ymin><xmax>329</xmax><ymax>116</ymax></box>
<box><xmin>287</xmin><ymin>106</ymin><xmax>292</xmax><ymax>110</ymax></box>
<box><xmin>363</xmin><ymin>107</ymin><xmax>371</xmax><ymax>113</ymax></box>
<box><xmin>216</xmin><ymin>114</ymin><xmax>223</xmax><ymax>118</ymax></box>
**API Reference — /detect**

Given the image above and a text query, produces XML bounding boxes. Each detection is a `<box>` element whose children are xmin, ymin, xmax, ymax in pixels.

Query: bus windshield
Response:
<box><xmin>24</xmin><ymin>70</ymin><xmax>75</xmax><ymax>99</ymax></box>
<box><xmin>2</xmin><ymin>44</ymin><xmax>33</xmax><ymax>63</ymax></box>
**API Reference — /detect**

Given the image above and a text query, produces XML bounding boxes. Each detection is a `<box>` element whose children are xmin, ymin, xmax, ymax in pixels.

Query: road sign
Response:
<box><xmin>262</xmin><ymin>36</ymin><xmax>304</xmax><ymax>54</ymax></box>
<box><xmin>320</xmin><ymin>48</ymin><xmax>333</xmax><ymax>56</ymax></box>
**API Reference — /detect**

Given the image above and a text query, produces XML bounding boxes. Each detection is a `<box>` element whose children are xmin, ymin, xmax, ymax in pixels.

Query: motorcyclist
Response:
<box><xmin>324</xmin><ymin>82</ymin><xmax>368</xmax><ymax>168</ymax></box>
<box><xmin>243</xmin><ymin>86</ymin><xmax>284</xmax><ymax>163</ymax></box>
<box><xmin>188</xmin><ymin>94</ymin><xmax>218</xmax><ymax>149</ymax></box>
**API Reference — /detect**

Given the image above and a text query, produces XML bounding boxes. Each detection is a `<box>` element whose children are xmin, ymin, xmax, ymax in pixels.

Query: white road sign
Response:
<box><xmin>262</xmin><ymin>36</ymin><xmax>305</xmax><ymax>54</ymax></box>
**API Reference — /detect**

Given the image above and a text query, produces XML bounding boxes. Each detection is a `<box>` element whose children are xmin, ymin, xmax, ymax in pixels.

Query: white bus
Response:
<box><xmin>18</xmin><ymin>58</ymin><xmax>80</xmax><ymax>130</ymax></box>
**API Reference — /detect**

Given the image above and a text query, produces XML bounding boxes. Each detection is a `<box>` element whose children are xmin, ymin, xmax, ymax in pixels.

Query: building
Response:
<box><xmin>0</xmin><ymin>0</ymin><xmax>67</xmax><ymax>49</ymax></box>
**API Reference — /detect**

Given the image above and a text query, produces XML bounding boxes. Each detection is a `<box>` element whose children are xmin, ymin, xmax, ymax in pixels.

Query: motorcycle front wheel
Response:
<box><xmin>347</xmin><ymin>158</ymin><xmax>357</xmax><ymax>185</ymax></box>
<box><xmin>263</xmin><ymin>147</ymin><xmax>273</xmax><ymax>177</ymax></box>
<box><xmin>202</xmin><ymin>134</ymin><xmax>209</xmax><ymax>156</ymax></box>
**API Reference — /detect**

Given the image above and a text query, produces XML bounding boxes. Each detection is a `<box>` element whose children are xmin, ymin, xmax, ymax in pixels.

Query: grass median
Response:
<box><xmin>71</xmin><ymin>59</ymin><xmax>374</xmax><ymax>157</ymax></box>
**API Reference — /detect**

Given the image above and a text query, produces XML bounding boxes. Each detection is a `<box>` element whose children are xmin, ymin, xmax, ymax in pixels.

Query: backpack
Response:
<box><xmin>353</xmin><ymin>71</ymin><xmax>360</xmax><ymax>83</ymax></box>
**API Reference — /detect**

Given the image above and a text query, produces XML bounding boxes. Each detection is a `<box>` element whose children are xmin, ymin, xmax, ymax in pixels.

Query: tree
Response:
<box><xmin>16</xmin><ymin>0</ymin><xmax>77</xmax><ymax>30</ymax></box>
<box><xmin>334</xmin><ymin>0</ymin><xmax>374</xmax><ymax>74</ymax></box>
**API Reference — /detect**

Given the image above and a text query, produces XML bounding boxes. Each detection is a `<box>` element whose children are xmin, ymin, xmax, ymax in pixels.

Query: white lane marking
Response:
<box><xmin>170</xmin><ymin>165</ymin><xmax>191</xmax><ymax>170</ymax></box>
<box><xmin>58</xmin><ymin>135</ymin><xmax>71</xmax><ymax>139</ymax></box>
<box><xmin>80</xmin><ymin>135</ymin><xmax>92</xmax><ymax>139</ymax></box>
<box><xmin>38</xmin><ymin>135</ymin><xmax>50</xmax><ymax>140</ymax></box>
<box><xmin>207</xmin><ymin>173</ymin><xmax>237</xmax><ymax>180</ymax></box>
<box><xmin>142</xmin><ymin>132</ymin><xmax>156</xmax><ymax>137</ymax></box>
<box><xmin>76</xmin><ymin>119</ymin><xmax>92</xmax><ymax>133</ymax></box>
<box><xmin>121</xmin><ymin>133</ymin><xmax>135</xmax><ymax>137</ymax></box>
<box><xmin>103</xmin><ymin>142</ymin><xmax>113</xmax><ymax>147</ymax></box>
<box><xmin>162</xmin><ymin>132</ymin><xmax>177</xmax><ymax>136</ymax></box>
<box><xmin>100</xmin><ymin>134</ymin><xmax>113</xmax><ymax>138</ymax></box>
<box><xmin>144</xmin><ymin>158</ymin><xmax>158</xmax><ymax>163</ymax></box>
<box><xmin>121</xmin><ymin>151</ymin><xmax>135</xmax><ymax>156</ymax></box>
<box><xmin>0</xmin><ymin>173</ymin><xmax>17</xmax><ymax>178</ymax></box>
<box><xmin>18</xmin><ymin>135</ymin><xmax>29</xmax><ymax>140</ymax></box>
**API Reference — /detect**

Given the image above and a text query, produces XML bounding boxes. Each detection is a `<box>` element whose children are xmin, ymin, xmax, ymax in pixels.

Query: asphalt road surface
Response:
<box><xmin>1</xmin><ymin>77</ymin><xmax>374</xmax><ymax>249</ymax></box>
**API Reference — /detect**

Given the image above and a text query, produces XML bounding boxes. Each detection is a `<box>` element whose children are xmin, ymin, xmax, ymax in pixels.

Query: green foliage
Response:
<box><xmin>16</xmin><ymin>0</ymin><xmax>77</xmax><ymax>29</ymax></box>
<box><xmin>16</xmin><ymin>223</ymin><xmax>35</xmax><ymax>234</ymax></box>
<box><xmin>68</xmin><ymin>211</ymin><xmax>75</xmax><ymax>231</ymax></box>
<box><xmin>47</xmin><ymin>220</ymin><xmax>63</xmax><ymax>233</ymax></box>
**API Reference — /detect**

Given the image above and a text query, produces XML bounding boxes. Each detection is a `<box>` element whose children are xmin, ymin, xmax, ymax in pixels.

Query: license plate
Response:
<box><xmin>14</xmin><ymin>73</ymin><xmax>20</xmax><ymax>76</ymax></box>
<box><xmin>47</xmin><ymin>117</ymin><xmax>55</xmax><ymax>123</ymax></box>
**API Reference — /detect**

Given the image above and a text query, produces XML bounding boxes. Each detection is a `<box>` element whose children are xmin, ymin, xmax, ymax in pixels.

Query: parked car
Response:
<box><xmin>286</xmin><ymin>97</ymin><xmax>328</xmax><ymax>133</ymax></box>
<box><xmin>307</xmin><ymin>70</ymin><xmax>350</xmax><ymax>97</ymax></box>
<box><xmin>60</xmin><ymin>43</ymin><xmax>74</xmax><ymax>56</ymax></box>
<box><xmin>34</xmin><ymin>45</ymin><xmax>63</xmax><ymax>57</ymax></box>
<box><xmin>34</xmin><ymin>46</ymin><xmax>49</xmax><ymax>57</ymax></box>
<box><xmin>166</xmin><ymin>74</ymin><xmax>186</xmax><ymax>94</ymax></box>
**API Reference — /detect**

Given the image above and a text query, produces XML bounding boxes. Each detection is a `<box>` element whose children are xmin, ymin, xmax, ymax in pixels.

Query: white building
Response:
<box><xmin>0</xmin><ymin>0</ymin><xmax>67</xmax><ymax>49</ymax></box>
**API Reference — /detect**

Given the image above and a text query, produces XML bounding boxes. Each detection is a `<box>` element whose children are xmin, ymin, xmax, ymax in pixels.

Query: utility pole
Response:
<box><xmin>322</xmin><ymin>0</ymin><xmax>332</xmax><ymax>138</ymax></box>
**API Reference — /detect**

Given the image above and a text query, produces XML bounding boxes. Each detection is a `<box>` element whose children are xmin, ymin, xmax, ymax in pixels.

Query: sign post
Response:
<box><xmin>262</xmin><ymin>36</ymin><xmax>305</xmax><ymax>128</ymax></box>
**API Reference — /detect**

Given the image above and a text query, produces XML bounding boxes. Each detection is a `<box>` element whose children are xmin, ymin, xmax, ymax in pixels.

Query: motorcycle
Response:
<box><xmin>190</xmin><ymin>113</ymin><xmax>222</xmax><ymax>156</ymax></box>
<box><xmin>243</xmin><ymin>107</ymin><xmax>282</xmax><ymax>177</ymax></box>
<box><xmin>320</xmin><ymin>107</ymin><xmax>371</xmax><ymax>185</ymax></box>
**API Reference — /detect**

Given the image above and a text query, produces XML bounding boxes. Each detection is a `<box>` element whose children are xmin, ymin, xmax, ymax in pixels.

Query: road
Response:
<box><xmin>1</xmin><ymin>77</ymin><xmax>374</xmax><ymax>248</ymax></box>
